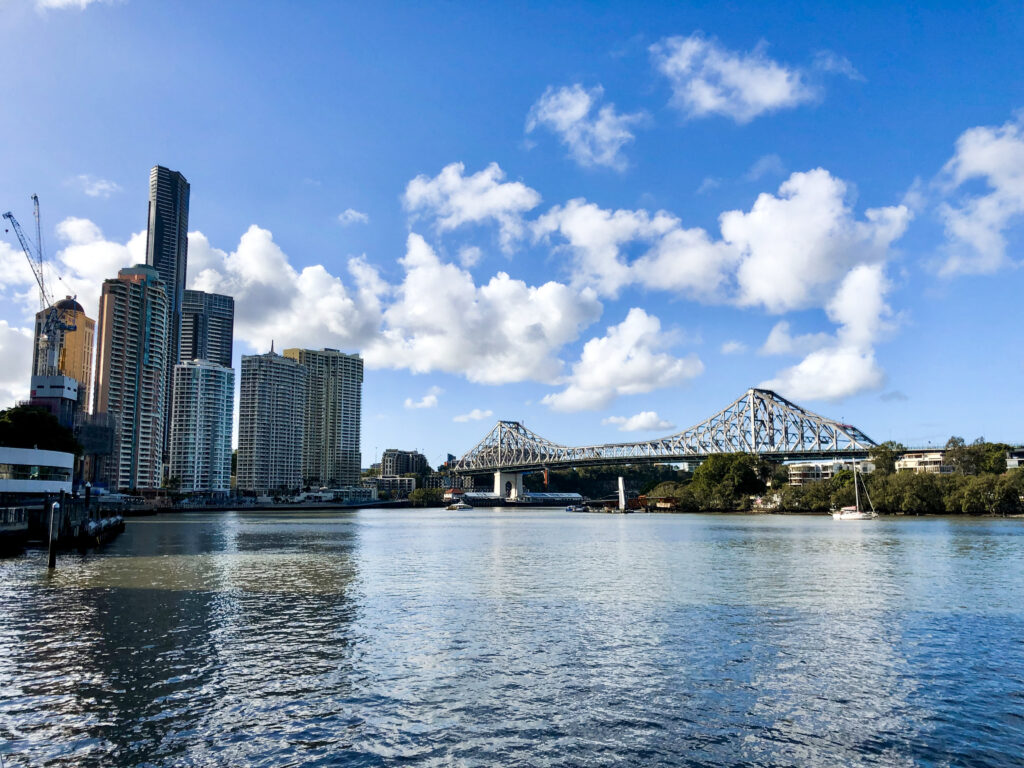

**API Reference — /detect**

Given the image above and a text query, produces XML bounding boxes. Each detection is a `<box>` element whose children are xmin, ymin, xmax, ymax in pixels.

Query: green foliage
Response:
<box><xmin>0</xmin><ymin>404</ymin><xmax>81</xmax><ymax>455</ymax></box>
<box><xmin>408</xmin><ymin>488</ymin><xmax>444</xmax><ymax>507</ymax></box>
<box><xmin>688</xmin><ymin>454</ymin><xmax>766</xmax><ymax>511</ymax></box>
<box><xmin>774</xmin><ymin>461</ymin><xmax>1024</xmax><ymax>516</ymax></box>
<box><xmin>869</xmin><ymin>441</ymin><xmax>906</xmax><ymax>475</ymax></box>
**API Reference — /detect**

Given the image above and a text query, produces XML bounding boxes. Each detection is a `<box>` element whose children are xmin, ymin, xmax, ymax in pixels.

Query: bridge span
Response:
<box><xmin>452</xmin><ymin>388</ymin><xmax>877</xmax><ymax>498</ymax></box>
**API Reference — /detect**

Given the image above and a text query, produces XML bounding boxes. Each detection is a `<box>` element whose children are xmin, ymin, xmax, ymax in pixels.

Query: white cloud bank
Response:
<box><xmin>362</xmin><ymin>234</ymin><xmax>602</xmax><ymax>386</ymax></box>
<box><xmin>526</xmin><ymin>84</ymin><xmax>645</xmax><ymax>170</ymax></box>
<box><xmin>603</xmin><ymin>411</ymin><xmax>676</xmax><ymax>432</ymax></box>
<box><xmin>651</xmin><ymin>33</ymin><xmax>814</xmax><ymax>123</ymax></box>
<box><xmin>939</xmin><ymin>114</ymin><xmax>1024</xmax><ymax>275</ymax></box>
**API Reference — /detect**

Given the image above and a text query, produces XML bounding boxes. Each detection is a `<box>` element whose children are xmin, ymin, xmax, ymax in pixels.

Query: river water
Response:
<box><xmin>1</xmin><ymin>509</ymin><xmax>1023</xmax><ymax>767</ymax></box>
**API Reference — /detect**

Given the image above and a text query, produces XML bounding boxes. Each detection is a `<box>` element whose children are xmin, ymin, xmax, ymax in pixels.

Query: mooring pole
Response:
<box><xmin>47</xmin><ymin>500</ymin><xmax>60</xmax><ymax>569</ymax></box>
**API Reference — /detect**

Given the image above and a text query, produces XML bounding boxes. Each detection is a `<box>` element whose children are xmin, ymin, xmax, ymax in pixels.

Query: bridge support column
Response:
<box><xmin>494</xmin><ymin>471</ymin><xmax>524</xmax><ymax>500</ymax></box>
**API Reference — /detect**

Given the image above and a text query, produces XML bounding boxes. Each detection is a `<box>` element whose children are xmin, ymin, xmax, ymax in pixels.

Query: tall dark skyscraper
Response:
<box><xmin>181</xmin><ymin>289</ymin><xmax>234</xmax><ymax>368</ymax></box>
<box><xmin>145</xmin><ymin>165</ymin><xmax>190</xmax><ymax>454</ymax></box>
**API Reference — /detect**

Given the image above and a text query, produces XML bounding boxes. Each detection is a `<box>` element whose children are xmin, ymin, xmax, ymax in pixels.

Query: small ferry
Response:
<box><xmin>447</xmin><ymin>500</ymin><xmax>473</xmax><ymax>510</ymax></box>
<box><xmin>565</xmin><ymin>504</ymin><xmax>587</xmax><ymax>513</ymax></box>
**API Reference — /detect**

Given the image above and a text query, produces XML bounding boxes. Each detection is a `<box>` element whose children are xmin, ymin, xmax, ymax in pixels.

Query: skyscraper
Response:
<box><xmin>93</xmin><ymin>265</ymin><xmax>170</xmax><ymax>490</ymax></box>
<box><xmin>31</xmin><ymin>296</ymin><xmax>96</xmax><ymax>408</ymax></box>
<box><xmin>169</xmin><ymin>360</ymin><xmax>234</xmax><ymax>494</ymax></box>
<box><xmin>181</xmin><ymin>289</ymin><xmax>234</xmax><ymax>367</ymax></box>
<box><xmin>237</xmin><ymin>347</ymin><xmax>305</xmax><ymax>494</ymax></box>
<box><xmin>145</xmin><ymin>165</ymin><xmax>190</xmax><ymax>450</ymax></box>
<box><xmin>282</xmin><ymin>348</ymin><xmax>363</xmax><ymax>488</ymax></box>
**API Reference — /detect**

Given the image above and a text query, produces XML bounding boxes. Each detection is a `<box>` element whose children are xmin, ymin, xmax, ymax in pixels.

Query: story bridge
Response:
<box><xmin>452</xmin><ymin>388</ymin><xmax>877</xmax><ymax>499</ymax></box>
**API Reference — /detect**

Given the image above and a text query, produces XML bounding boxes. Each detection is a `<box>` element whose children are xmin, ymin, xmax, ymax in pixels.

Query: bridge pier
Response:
<box><xmin>494</xmin><ymin>471</ymin><xmax>524</xmax><ymax>500</ymax></box>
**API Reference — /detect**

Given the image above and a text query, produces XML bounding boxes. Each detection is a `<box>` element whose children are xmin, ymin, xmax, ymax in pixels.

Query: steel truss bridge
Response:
<box><xmin>452</xmin><ymin>388</ymin><xmax>876</xmax><ymax>474</ymax></box>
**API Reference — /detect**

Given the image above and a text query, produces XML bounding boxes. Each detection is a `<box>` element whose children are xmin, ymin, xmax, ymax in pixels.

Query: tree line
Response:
<box><xmin>646</xmin><ymin>438</ymin><xmax>1023</xmax><ymax>516</ymax></box>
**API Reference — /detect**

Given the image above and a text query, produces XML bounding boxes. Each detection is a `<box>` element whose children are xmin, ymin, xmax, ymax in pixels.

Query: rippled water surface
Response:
<box><xmin>2</xmin><ymin>509</ymin><xmax>1024</xmax><ymax>766</ymax></box>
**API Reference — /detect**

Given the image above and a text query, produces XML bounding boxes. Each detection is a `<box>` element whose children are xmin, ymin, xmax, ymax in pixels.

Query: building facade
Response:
<box><xmin>237</xmin><ymin>348</ymin><xmax>305</xmax><ymax>493</ymax></box>
<box><xmin>145</xmin><ymin>165</ymin><xmax>190</xmax><ymax>450</ymax></box>
<box><xmin>181</xmin><ymin>289</ymin><xmax>234</xmax><ymax>368</ymax></box>
<box><xmin>895</xmin><ymin>450</ymin><xmax>954</xmax><ymax>474</ymax></box>
<box><xmin>92</xmin><ymin>265</ymin><xmax>170</xmax><ymax>490</ymax></box>
<box><xmin>381</xmin><ymin>448</ymin><xmax>430</xmax><ymax>478</ymax></box>
<box><xmin>169</xmin><ymin>360</ymin><xmax>234</xmax><ymax>494</ymax></box>
<box><xmin>282</xmin><ymin>348</ymin><xmax>363</xmax><ymax>488</ymax></box>
<box><xmin>31</xmin><ymin>297</ymin><xmax>95</xmax><ymax>409</ymax></box>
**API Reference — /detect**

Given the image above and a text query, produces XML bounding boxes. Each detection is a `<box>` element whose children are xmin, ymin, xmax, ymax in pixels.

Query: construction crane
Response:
<box><xmin>2</xmin><ymin>195</ymin><xmax>77</xmax><ymax>377</ymax></box>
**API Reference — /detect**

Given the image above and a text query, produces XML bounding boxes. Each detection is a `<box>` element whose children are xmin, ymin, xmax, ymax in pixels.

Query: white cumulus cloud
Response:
<box><xmin>36</xmin><ymin>0</ymin><xmax>107</xmax><ymax>9</ymax></box>
<box><xmin>651</xmin><ymin>33</ymin><xmax>814</xmax><ymax>123</ymax></box>
<box><xmin>454</xmin><ymin>408</ymin><xmax>493</xmax><ymax>423</ymax></box>
<box><xmin>938</xmin><ymin>114</ymin><xmax>1024</xmax><ymax>275</ymax></box>
<box><xmin>722</xmin><ymin>168</ymin><xmax>910</xmax><ymax>313</ymax></box>
<box><xmin>362</xmin><ymin>233</ymin><xmax>602</xmax><ymax>385</ymax></box>
<box><xmin>526</xmin><ymin>84</ymin><xmax>645</xmax><ymax>170</ymax></box>
<box><xmin>187</xmin><ymin>226</ymin><xmax>383</xmax><ymax>353</ymax></box>
<box><xmin>404</xmin><ymin>162</ymin><xmax>541</xmax><ymax>252</ymax></box>
<box><xmin>337</xmin><ymin>208</ymin><xmax>369</xmax><ymax>226</ymax></box>
<box><xmin>758</xmin><ymin>321</ymin><xmax>831</xmax><ymax>356</ymax></box>
<box><xmin>602</xmin><ymin>411</ymin><xmax>676</xmax><ymax>432</ymax></box>
<box><xmin>760</xmin><ymin>264</ymin><xmax>891</xmax><ymax>400</ymax></box>
<box><xmin>720</xmin><ymin>340</ymin><xmax>747</xmax><ymax>355</ymax></box>
<box><xmin>542</xmin><ymin>308</ymin><xmax>703</xmax><ymax>412</ymax></box>
<box><xmin>404</xmin><ymin>385</ymin><xmax>442</xmax><ymax>409</ymax></box>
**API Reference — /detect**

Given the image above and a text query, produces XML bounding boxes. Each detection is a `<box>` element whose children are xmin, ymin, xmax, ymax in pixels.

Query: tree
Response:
<box><xmin>869</xmin><ymin>441</ymin><xmax>906</xmax><ymax>475</ymax></box>
<box><xmin>408</xmin><ymin>488</ymin><xmax>444</xmax><ymax>507</ymax></box>
<box><xmin>0</xmin><ymin>405</ymin><xmax>81</xmax><ymax>455</ymax></box>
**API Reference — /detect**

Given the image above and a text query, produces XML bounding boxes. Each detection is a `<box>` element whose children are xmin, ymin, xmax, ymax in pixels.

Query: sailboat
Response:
<box><xmin>832</xmin><ymin>458</ymin><xmax>877</xmax><ymax>520</ymax></box>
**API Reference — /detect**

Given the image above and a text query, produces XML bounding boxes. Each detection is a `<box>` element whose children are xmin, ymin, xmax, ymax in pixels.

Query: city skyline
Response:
<box><xmin>1</xmin><ymin>1</ymin><xmax>1023</xmax><ymax>466</ymax></box>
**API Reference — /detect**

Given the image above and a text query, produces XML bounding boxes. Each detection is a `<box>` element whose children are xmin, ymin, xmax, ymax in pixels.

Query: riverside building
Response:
<box><xmin>282</xmin><ymin>348</ymin><xmax>363</xmax><ymax>488</ymax></box>
<box><xmin>92</xmin><ymin>265</ymin><xmax>170</xmax><ymax>490</ymax></box>
<box><xmin>145</xmin><ymin>165</ymin><xmax>190</xmax><ymax>450</ymax></box>
<box><xmin>181</xmin><ymin>290</ymin><xmax>234</xmax><ymax>368</ymax></box>
<box><xmin>237</xmin><ymin>347</ymin><xmax>305</xmax><ymax>493</ymax></box>
<box><xmin>169</xmin><ymin>360</ymin><xmax>234</xmax><ymax>494</ymax></box>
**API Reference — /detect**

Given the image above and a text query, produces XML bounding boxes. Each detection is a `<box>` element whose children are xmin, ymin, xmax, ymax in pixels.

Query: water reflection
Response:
<box><xmin>0</xmin><ymin>510</ymin><xmax>1022</xmax><ymax>766</ymax></box>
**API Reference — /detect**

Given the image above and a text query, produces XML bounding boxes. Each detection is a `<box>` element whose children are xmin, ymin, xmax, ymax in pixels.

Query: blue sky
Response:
<box><xmin>1</xmin><ymin>0</ymin><xmax>1022</xmax><ymax>467</ymax></box>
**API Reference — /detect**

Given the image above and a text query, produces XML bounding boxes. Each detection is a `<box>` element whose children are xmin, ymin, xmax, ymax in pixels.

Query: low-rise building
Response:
<box><xmin>787</xmin><ymin>460</ymin><xmax>873</xmax><ymax>486</ymax></box>
<box><xmin>895</xmin><ymin>450</ymin><xmax>954</xmax><ymax>474</ymax></box>
<box><xmin>1007</xmin><ymin>449</ymin><xmax>1024</xmax><ymax>470</ymax></box>
<box><xmin>0</xmin><ymin>447</ymin><xmax>74</xmax><ymax>503</ymax></box>
<box><xmin>362</xmin><ymin>475</ymin><xmax>416</xmax><ymax>498</ymax></box>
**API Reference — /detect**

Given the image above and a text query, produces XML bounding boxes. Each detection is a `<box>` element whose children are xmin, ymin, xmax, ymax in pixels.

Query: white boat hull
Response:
<box><xmin>832</xmin><ymin>508</ymin><xmax>877</xmax><ymax>520</ymax></box>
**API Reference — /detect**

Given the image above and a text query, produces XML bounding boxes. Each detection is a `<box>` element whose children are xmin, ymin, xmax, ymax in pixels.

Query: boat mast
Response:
<box><xmin>853</xmin><ymin>458</ymin><xmax>861</xmax><ymax>511</ymax></box>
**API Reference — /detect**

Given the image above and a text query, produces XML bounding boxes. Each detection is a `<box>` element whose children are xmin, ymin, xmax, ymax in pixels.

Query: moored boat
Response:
<box><xmin>832</xmin><ymin>459</ymin><xmax>877</xmax><ymax>520</ymax></box>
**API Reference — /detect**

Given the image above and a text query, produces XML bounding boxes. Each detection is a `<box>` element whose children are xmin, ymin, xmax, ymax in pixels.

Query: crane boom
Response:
<box><xmin>3</xmin><ymin>196</ymin><xmax>76</xmax><ymax>377</ymax></box>
<box><xmin>2</xmin><ymin>208</ymin><xmax>51</xmax><ymax>308</ymax></box>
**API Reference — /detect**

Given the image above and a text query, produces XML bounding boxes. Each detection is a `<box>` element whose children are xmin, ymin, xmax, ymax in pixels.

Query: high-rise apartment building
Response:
<box><xmin>92</xmin><ymin>265</ymin><xmax>169</xmax><ymax>490</ymax></box>
<box><xmin>31</xmin><ymin>296</ymin><xmax>96</xmax><ymax>409</ymax></box>
<box><xmin>169</xmin><ymin>360</ymin><xmax>234</xmax><ymax>494</ymax></box>
<box><xmin>145</xmin><ymin>165</ymin><xmax>190</xmax><ymax>449</ymax></box>
<box><xmin>237</xmin><ymin>347</ymin><xmax>305</xmax><ymax>493</ymax></box>
<box><xmin>181</xmin><ymin>289</ymin><xmax>234</xmax><ymax>368</ymax></box>
<box><xmin>282</xmin><ymin>348</ymin><xmax>363</xmax><ymax>488</ymax></box>
<box><xmin>381</xmin><ymin>448</ymin><xmax>430</xmax><ymax>477</ymax></box>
